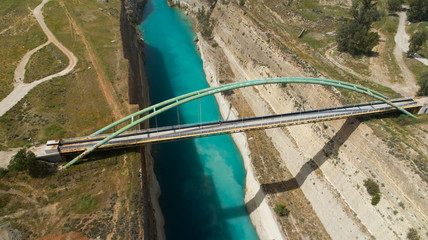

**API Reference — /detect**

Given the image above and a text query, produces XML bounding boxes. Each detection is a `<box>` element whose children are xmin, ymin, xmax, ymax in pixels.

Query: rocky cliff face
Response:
<box><xmin>180</xmin><ymin>1</ymin><xmax>428</xmax><ymax>239</ymax></box>
<box><xmin>121</xmin><ymin>0</ymin><xmax>150</xmax><ymax>110</ymax></box>
<box><xmin>123</xmin><ymin>0</ymin><xmax>147</xmax><ymax>25</ymax></box>
<box><xmin>121</xmin><ymin>0</ymin><xmax>162</xmax><ymax>239</ymax></box>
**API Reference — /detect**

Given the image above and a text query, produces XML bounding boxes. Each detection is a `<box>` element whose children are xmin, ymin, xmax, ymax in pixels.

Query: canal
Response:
<box><xmin>140</xmin><ymin>0</ymin><xmax>259</xmax><ymax>239</ymax></box>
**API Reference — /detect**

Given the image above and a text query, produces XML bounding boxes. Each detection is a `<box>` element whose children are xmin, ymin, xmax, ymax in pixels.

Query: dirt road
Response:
<box><xmin>393</xmin><ymin>11</ymin><xmax>418</xmax><ymax>96</ymax></box>
<box><xmin>0</xmin><ymin>0</ymin><xmax>77</xmax><ymax>117</ymax></box>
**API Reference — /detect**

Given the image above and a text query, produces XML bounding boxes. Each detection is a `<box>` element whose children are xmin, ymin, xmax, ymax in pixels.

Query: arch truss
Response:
<box><xmin>63</xmin><ymin>77</ymin><xmax>415</xmax><ymax>169</ymax></box>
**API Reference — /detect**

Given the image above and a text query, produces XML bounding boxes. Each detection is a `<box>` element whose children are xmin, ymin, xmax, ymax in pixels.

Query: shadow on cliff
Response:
<box><xmin>222</xmin><ymin>117</ymin><xmax>361</xmax><ymax>218</ymax></box>
<box><xmin>140</xmin><ymin>0</ymin><xmax>155</xmax><ymax>23</ymax></box>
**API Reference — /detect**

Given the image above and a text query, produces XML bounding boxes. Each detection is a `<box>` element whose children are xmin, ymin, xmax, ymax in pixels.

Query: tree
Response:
<box><xmin>337</xmin><ymin>20</ymin><xmax>380</xmax><ymax>55</ymax></box>
<box><xmin>350</xmin><ymin>0</ymin><xmax>380</xmax><ymax>26</ymax></box>
<box><xmin>336</xmin><ymin>0</ymin><xmax>380</xmax><ymax>55</ymax></box>
<box><xmin>408</xmin><ymin>0</ymin><xmax>428</xmax><ymax>22</ymax></box>
<box><xmin>387</xmin><ymin>0</ymin><xmax>403</xmax><ymax>13</ymax></box>
<box><xmin>197</xmin><ymin>6</ymin><xmax>214</xmax><ymax>38</ymax></box>
<box><xmin>408</xmin><ymin>31</ymin><xmax>427</xmax><ymax>56</ymax></box>
<box><xmin>417</xmin><ymin>71</ymin><xmax>428</xmax><ymax>96</ymax></box>
<box><xmin>8</xmin><ymin>148</ymin><xmax>36</xmax><ymax>172</ymax></box>
<box><xmin>8</xmin><ymin>148</ymin><xmax>52</xmax><ymax>178</ymax></box>
<box><xmin>364</xmin><ymin>178</ymin><xmax>380</xmax><ymax>196</ymax></box>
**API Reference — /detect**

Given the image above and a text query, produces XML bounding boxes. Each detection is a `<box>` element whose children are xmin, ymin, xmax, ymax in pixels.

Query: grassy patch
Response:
<box><xmin>367</xmin><ymin>115</ymin><xmax>428</xmax><ymax>181</ymax></box>
<box><xmin>41</xmin><ymin>123</ymin><xmax>66</xmax><ymax>142</ymax></box>
<box><xmin>0</xmin><ymin>182</ymin><xmax>10</xmax><ymax>191</ymax></box>
<box><xmin>0</xmin><ymin>0</ymin><xmax>126</xmax><ymax>148</ymax></box>
<box><xmin>75</xmin><ymin>194</ymin><xmax>98</xmax><ymax>214</ymax></box>
<box><xmin>405</xmin><ymin>54</ymin><xmax>428</xmax><ymax>79</ymax></box>
<box><xmin>25</xmin><ymin>44</ymin><xmax>69</xmax><ymax>83</ymax></box>
<box><xmin>0</xmin><ymin>0</ymin><xmax>47</xmax><ymax>100</ymax></box>
<box><xmin>0</xmin><ymin>194</ymin><xmax>11</xmax><ymax>209</ymax></box>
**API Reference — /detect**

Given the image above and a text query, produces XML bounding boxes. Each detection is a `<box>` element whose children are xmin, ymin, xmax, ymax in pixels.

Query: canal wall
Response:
<box><xmin>121</xmin><ymin>0</ymin><xmax>164</xmax><ymax>239</ymax></box>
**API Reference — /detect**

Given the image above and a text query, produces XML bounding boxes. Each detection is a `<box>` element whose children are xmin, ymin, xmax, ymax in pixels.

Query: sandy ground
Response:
<box><xmin>0</xmin><ymin>148</ymin><xmax>21</xmax><ymax>168</ymax></box>
<box><xmin>0</xmin><ymin>0</ymin><xmax>78</xmax><ymax>117</ymax></box>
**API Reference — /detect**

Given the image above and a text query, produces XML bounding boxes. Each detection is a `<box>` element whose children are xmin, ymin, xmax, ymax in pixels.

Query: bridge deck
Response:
<box><xmin>45</xmin><ymin>98</ymin><xmax>420</xmax><ymax>156</ymax></box>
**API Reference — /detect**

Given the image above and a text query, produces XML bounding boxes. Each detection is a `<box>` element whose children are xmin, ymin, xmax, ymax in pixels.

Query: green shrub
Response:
<box><xmin>274</xmin><ymin>203</ymin><xmax>290</xmax><ymax>217</ymax></box>
<box><xmin>407</xmin><ymin>228</ymin><xmax>420</xmax><ymax>240</ymax></box>
<box><xmin>371</xmin><ymin>193</ymin><xmax>381</xmax><ymax>205</ymax></box>
<box><xmin>387</xmin><ymin>0</ymin><xmax>403</xmax><ymax>13</ymax></box>
<box><xmin>0</xmin><ymin>182</ymin><xmax>10</xmax><ymax>191</ymax></box>
<box><xmin>336</xmin><ymin>0</ymin><xmax>381</xmax><ymax>55</ymax></box>
<box><xmin>408</xmin><ymin>31</ymin><xmax>427</xmax><ymax>56</ymax></box>
<box><xmin>42</xmin><ymin>123</ymin><xmax>66</xmax><ymax>141</ymax></box>
<box><xmin>8</xmin><ymin>148</ymin><xmax>36</xmax><ymax>172</ymax></box>
<box><xmin>0</xmin><ymin>168</ymin><xmax>8</xmax><ymax>178</ymax></box>
<box><xmin>364</xmin><ymin>178</ymin><xmax>380</xmax><ymax>196</ymax></box>
<box><xmin>408</xmin><ymin>0</ymin><xmax>428</xmax><ymax>22</ymax></box>
<box><xmin>0</xmin><ymin>194</ymin><xmax>11</xmax><ymax>209</ymax></box>
<box><xmin>8</xmin><ymin>148</ymin><xmax>52</xmax><ymax>178</ymax></box>
<box><xmin>417</xmin><ymin>71</ymin><xmax>428</xmax><ymax>96</ymax></box>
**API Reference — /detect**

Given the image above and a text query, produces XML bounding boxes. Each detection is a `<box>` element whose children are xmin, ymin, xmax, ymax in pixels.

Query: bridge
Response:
<box><xmin>39</xmin><ymin>77</ymin><xmax>423</xmax><ymax>169</ymax></box>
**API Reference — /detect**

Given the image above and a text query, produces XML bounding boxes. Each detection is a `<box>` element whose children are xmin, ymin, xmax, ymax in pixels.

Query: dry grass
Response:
<box><xmin>24</xmin><ymin>44</ymin><xmax>69</xmax><ymax>83</ymax></box>
<box><xmin>0</xmin><ymin>150</ymin><xmax>143</xmax><ymax>239</ymax></box>
<box><xmin>0</xmin><ymin>0</ymin><xmax>47</xmax><ymax>100</ymax></box>
<box><xmin>0</xmin><ymin>0</ymin><xmax>130</xmax><ymax>148</ymax></box>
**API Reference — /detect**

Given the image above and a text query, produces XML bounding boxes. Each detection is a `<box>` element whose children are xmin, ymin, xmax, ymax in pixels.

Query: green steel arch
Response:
<box><xmin>62</xmin><ymin>77</ymin><xmax>415</xmax><ymax>169</ymax></box>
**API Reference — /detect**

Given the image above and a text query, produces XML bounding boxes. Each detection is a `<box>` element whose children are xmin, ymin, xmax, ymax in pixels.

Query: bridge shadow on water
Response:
<box><xmin>145</xmin><ymin>44</ymin><xmax>237</xmax><ymax>239</ymax></box>
<box><xmin>221</xmin><ymin>117</ymin><xmax>361</xmax><ymax>218</ymax></box>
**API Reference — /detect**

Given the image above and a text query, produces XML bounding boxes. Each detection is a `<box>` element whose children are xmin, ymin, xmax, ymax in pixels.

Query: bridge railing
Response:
<box><xmin>62</xmin><ymin>78</ymin><xmax>418</xmax><ymax>169</ymax></box>
<box><xmin>75</xmin><ymin>100</ymin><xmax>417</xmax><ymax>148</ymax></box>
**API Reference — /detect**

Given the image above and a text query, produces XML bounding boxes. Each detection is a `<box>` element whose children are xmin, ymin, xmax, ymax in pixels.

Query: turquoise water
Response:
<box><xmin>139</xmin><ymin>0</ymin><xmax>259</xmax><ymax>239</ymax></box>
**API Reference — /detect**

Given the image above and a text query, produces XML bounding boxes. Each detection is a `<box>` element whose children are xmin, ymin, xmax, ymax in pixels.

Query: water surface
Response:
<box><xmin>140</xmin><ymin>0</ymin><xmax>259</xmax><ymax>239</ymax></box>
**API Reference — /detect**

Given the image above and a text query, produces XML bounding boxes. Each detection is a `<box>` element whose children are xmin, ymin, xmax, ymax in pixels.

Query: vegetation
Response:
<box><xmin>371</xmin><ymin>193</ymin><xmax>381</xmax><ymax>205</ymax></box>
<box><xmin>386</xmin><ymin>0</ymin><xmax>403</xmax><ymax>13</ymax></box>
<box><xmin>336</xmin><ymin>0</ymin><xmax>380</xmax><ymax>55</ymax></box>
<box><xmin>417</xmin><ymin>71</ymin><xmax>428</xmax><ymax>96</ymax></box>
<box><xmin>407</xmin><ymin>228</ymin><xmax>421</xmax><ymax>240</ymax></box>
<box><xmin>0</xmin><ymin>0</ymin><xmax>146</xmax><ymax>238</ymax></box>
<box><xmin>75</xmin><ymin>194</ymin><xmax>98</xmax><ymax>214</ymax></box>
<box><xmin>8</xmin><ymin>148</ymin><xmax>52</xmax><ymax>178</ymax></box>
<box><xmin>274</xmin><ymin>203</ymin><xmax>290</xmax><ymax>217</ymax></box>
<box><xmin>24</xmin><ymin>44</ymin><xmax>69</xmax><ymax>83</ymax></box>
<box><xmin>0</xmin><ymin>0</ymin><xmax>47</xmax><ymax>100</ymax></box>
<box><xmin>364</xmin><ymin>178</ymin><xmax>381</xmax><ymax>205</ymax></box>
<box><xmin>408</xmin><ymin>31</ymin><xmax>427</xmax><ymax>56</ymax></box>
<box><xmin>363</xmin><ymin>178</ymin><xmax>380</xmax><ymax>195</ymax></box>
<box><xmin>197</xmin><ymin>6</ymin><xmax>214</xmax><ymax>38</ymax></box>
<box><xmin>408</xmin><ymin>0</ymin><xmax>428</xmax><ymax>22</ymax></box>
<box><xmin>8</xmin><ymin>148</ymin><xmax>36</xmax><ymax>172</ymax></box>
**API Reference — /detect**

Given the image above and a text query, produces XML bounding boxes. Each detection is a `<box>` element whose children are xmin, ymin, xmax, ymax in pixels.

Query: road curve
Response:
<box><xmin>393</xmin><ymin>11</ymin><xmax>418</xmax><ymax>96</ymax></box>
<box><xmin>0</xmin><ymin>0</ymin><xmax>78</xmax><ymax>117</ymax></box>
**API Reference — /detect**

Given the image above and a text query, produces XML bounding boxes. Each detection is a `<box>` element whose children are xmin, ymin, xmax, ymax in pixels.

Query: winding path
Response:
<box><xmin>0</xmin><ymin>0</ymin><xmax>77</xmax><ymax>117</ymax></box>
<box><xmin>393</xmin><ymin>11</ymin><xmax>418</xmax><ymax>96</ymax></box>
<box><xmin>393</xmin><ymin>10</ymin><xmax>428</xmax><ymax>96</ymax></box>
